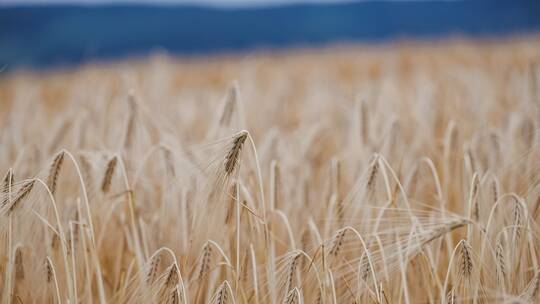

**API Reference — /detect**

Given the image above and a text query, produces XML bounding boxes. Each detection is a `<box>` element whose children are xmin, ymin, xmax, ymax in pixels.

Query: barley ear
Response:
<box><xmin>211</xmin><ymin>281</ymin><xmax>233</xmax><ymax>304</ymax></box>
<box><xmin>1</xmin><ymin>168</ymin><xmax>14</xmax><ymax>208</ymax></box>
<box><xmin>198</xmin><ymin>242</ymin><xmax>213</xmax><ymax>280</ymax></box>
<box><xmin>495</xmin><ymin>237</ymin><xmax>507</xmax><ymax>288</ymax></box>
<box><xmin>146</xmin><ymin>254</ymin><xmax>162</xmax><ymax>285</ymax></box>
<box><xmin>458</xmin><ymin>240</ymin><xmax>473</xmax><ymax>279</ymax></box>
<box><xmin>101</xmin><ymin>156</ymin><xmax>118</xmax><ymax>193</ymax></box>
<box><xmin>6</xmin><ymin>179</ymin><xmax>35</xmax><ymax>215</ymax></box>
<box><xmin>224</xmin><ymin>130</ymin><xmax>248</xmax><ymax>177</ymax></box>
<box><xmin>328</xmin><ymin>228</ymin><xmax>347</xmax><ymax>258</ymax></box>
<box><xmin>123</xmin><ymin>93</ymin><xmax>137</xmax><ymax>150</ymax></box>
<box><xmin>219</xmin><ymin>83</ymin><xmax>239</xmax><ymax>127</ymax></box>
<box><xmin>284</xmin><ymin>252</ymin><xmax>302</xmax><ymax>295</ymax></box>
<box><xmin>520</xmin><ymin>269</ymin><xmax>540</xmax><ymax>302</ymax></box>
<box><xmin>46</xmin><ymin>150</ymin><xmax>65</xmax><ymax>196</ymax></box>
<box><xmin>15</xmin><ymin>246</ymin><xmax>24</xmax><ymax>281</ymax></box>
<box><xmin>283</xmin><ymin>287</ymin><xmax>301</xmax><ymax>304</ymax></box>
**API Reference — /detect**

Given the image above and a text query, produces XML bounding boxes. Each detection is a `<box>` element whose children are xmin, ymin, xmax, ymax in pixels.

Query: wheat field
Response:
<box><xmin>0</xmin><ymin>38</ymin><xmax>540</xmax><ymax>303</ymax></box>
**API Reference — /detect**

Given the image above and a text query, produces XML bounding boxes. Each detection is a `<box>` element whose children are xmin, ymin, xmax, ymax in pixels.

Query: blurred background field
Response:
<box><xmin>1</xmin><ymin>36</ymin><xmax>539</xmax><ymax>116</ymax></box>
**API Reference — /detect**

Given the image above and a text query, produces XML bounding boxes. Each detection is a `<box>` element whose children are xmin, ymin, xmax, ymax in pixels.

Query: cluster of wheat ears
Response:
<box><xmin>0</xmin><ymin>40</ymin><xmax>539</xmax><ymax>303</ymax></box>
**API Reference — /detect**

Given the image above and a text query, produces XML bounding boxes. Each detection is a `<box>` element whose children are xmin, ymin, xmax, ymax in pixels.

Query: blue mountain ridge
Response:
<box><xmin>1</xmin><ymin>0</ymin><xmax>540</xmax><ymax>70</ymax></box>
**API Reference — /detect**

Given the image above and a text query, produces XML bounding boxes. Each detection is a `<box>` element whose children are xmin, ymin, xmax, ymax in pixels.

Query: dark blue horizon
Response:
<box><xmin>1</xmin><ymin>0</ymin><xmax>540</xmax><ymax>71</ymax></box>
